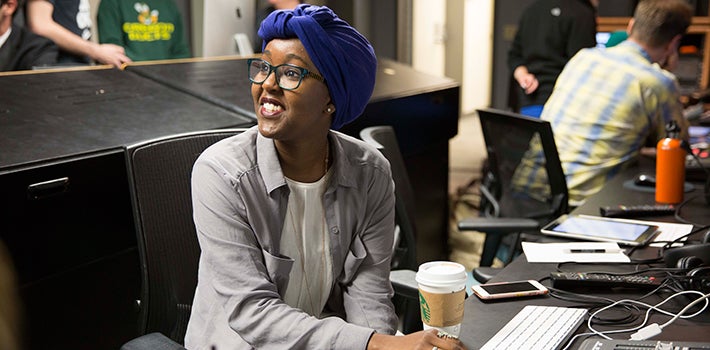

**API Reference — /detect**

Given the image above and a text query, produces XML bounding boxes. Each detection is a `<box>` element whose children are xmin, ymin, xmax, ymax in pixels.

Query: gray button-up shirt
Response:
<box><xmin>185</xmin><ymin>126</ymin><xmax>398</xmax><ymax>349</ymax></box>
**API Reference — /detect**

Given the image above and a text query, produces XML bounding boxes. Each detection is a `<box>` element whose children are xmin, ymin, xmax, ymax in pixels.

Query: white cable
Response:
<box><xmin>586</xmin><ymin>290</ymin><xmax>709</xmax><ymax>340</ymax></box>
<box><xmin>629</xmin><ymin>292</ymin><xmax>710</xmax><ymax>341</ymax></box>
<box><xmin>658</xmin><ymin>291</ymin><xmax>710</xmax><ymax>329</ymax></box>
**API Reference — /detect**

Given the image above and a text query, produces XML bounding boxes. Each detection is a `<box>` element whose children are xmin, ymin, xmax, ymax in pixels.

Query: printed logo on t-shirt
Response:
<box><xmin>122</xmin><ymin>2</ymin><xmax>174</xmax><ymax>42</ymax></box>
<box><xmin>77</xmin><ymin>0</ymin><xmax>92</xmax><ymax>40</ymax></box>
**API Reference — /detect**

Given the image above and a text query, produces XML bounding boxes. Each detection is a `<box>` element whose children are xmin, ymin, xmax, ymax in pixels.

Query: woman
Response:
<box><xmin>185</xmin><ymin>4</ymin><xmax>467</xmax><ymax>350</ymax></box>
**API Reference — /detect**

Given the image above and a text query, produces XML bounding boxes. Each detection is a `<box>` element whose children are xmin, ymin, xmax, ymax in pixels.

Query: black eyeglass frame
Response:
<box><xmin>247</xmin><ymin>58</ymin><xmax>326</xmax><ymax>90</ymax></box>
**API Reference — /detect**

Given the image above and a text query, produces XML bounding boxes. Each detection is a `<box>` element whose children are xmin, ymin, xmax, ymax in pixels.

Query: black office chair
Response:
<box><xmin>359</xmin><ymin>125</ymin><xmax>422</xmax><ymax>334</ymax></box>
<box><xmin>120</xmin><ymin>129</ymin><xmax>247</xmax><ymax>350</ymax></box>
<box><xmin>458</xmin><ymin>108</ymin><xmax>569</xmax><ymax>280</ymax></box>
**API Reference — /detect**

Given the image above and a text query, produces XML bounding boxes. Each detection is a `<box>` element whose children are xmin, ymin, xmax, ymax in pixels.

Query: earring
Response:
<box><xmin>326</xmin><ymin>105</ymin><xmax>335</xmax><ymax>114</ymax></box>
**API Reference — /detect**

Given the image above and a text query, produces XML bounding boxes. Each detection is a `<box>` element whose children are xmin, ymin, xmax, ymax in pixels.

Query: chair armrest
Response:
<box><xmin>390</xmin><ymin>269</ymin><xmax>419</xmax><ymax>300</ymax></box>
<box><xmin>472</xmin><ymin>266</ymin><xmax>502</xmax><ymax>284</ymax></box>
<box><xmin>120</xmin><ymin>333</ymin><xmax>186</xmax><ymax>350</ymax></box>
<box><xmin>457</xmin><ymin>217</ymin><xmax>539</xmax><ymax>233</ymax></box>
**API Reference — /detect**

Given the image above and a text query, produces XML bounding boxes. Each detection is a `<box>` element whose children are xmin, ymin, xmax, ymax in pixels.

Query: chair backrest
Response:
<box><xmin>125</xmin><ymin>128</ymin><xmax>247</xmax><ymax>344</ymax></box>
<box><xmin>359</xmin><ymin>126</ymin><xmax>418</xmax><ymax>271</ymax></box>
<box><xmin>475</xmin><ymin>108</ymin><xmax>568</xmax><ymax>222</ymax></box>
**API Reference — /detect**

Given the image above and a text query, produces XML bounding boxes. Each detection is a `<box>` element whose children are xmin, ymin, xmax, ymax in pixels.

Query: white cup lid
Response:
<box><xmin>415</xmin><ymin>261</ymin><xmax>467</xmax><ymax>287</ymax></box>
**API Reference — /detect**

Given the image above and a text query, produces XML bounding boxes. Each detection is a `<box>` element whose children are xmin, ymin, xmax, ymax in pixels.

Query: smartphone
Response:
<box><xmin>472</xmin><ymin>280</ymin><xmax>548</xmax><ymax>300</ymax></box>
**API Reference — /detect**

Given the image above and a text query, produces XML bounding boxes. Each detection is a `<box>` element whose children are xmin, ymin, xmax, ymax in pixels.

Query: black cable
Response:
<box><xmin>660</xmin><ymin>224</ymin><xmax>710</xmax><ymax>256</ymax></box>
<box><xmin>673</xmin><ymin>194</ymin><xmax>697</xmax><ymax>225</ymax></box>
<box><xmin>545</xmin><ymin>286</ymin><xmax>642</xmax><ymax>324</ymax></box>
<box><xmin>673</xmin><ymin>195</ymin><xmax>709</xmax><ymax>226</ymax></box>
<box><xmin>680</xmin><ymin>140</ymin><xmax>710</xmax><ymax>212</ymax></box>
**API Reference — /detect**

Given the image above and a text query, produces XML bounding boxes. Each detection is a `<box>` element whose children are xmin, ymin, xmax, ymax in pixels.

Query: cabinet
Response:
<box><xmin>597</xmin><ymin>2</ymin><xmax>710</xmax><ymax>92</ymax></box>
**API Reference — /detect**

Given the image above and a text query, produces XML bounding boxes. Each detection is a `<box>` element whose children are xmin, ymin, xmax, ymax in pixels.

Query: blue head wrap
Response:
<box><xmin>258</xmin><ymin>4</ymin><xmax>377</xmax><ymax>130</ymax></box>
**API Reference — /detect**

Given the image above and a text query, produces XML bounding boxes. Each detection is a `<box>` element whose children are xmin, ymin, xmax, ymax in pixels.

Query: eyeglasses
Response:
<box><xmin>247</xmin><ymin>58</ymin><xmax>325</xmax><ymax>90</ymax></box>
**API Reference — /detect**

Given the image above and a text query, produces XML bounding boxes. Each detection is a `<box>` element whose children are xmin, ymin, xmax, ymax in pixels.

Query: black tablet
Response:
<box><xmin>540</xmin><ymin>214</ymin><xmax>659</xmax><ymax>246</ymax></box>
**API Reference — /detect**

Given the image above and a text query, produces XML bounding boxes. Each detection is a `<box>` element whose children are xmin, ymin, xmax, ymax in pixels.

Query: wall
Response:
<box><xmin>462</xmin><ymin>0</ymin><xmax>493</xmax><ymax>113</ymax></box>
<box><xmin>412</xmin><ymin>0</ymin><xmax>493</xmax><ymax>115</ymax></box>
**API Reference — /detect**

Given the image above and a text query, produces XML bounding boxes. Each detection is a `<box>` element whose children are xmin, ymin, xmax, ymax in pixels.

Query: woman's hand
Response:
<box><xmin>367</xmin><ymin>328</ymin><xmax>468</xmax><ymax>350</ymax></box>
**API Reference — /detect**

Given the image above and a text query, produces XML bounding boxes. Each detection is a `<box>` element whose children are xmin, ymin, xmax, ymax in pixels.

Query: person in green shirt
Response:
<box><xmin>97</xmin><ymin>0</ymin><xmax>190</xmax><ymax>62</ymax></box>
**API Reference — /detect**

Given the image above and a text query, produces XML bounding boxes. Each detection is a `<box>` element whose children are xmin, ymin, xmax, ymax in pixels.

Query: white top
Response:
<box><xmin>0</xmin><ymin>27</ymin><xmax>11</xmax><ymax>50</ymax></box>
<box><xmin>281</xmin><ymin>170</ymin><xmax>334</xmax><ymax>317</ymax></box>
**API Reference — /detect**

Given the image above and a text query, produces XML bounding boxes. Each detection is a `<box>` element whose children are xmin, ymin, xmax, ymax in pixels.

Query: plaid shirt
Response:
<box><xmin>521</xmin><ymin>41</ymin><xmax>687</xmax><ymax>205</ymax></box>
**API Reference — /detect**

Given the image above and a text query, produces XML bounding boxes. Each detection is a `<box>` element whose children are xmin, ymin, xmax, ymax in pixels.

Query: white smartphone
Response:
<box><xmin>472</xmin><ymin>280</ymin><xmax>549</xmax><ymax>300</ymax></box>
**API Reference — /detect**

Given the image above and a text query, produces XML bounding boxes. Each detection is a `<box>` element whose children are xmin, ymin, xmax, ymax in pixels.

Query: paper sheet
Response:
<box><xmin>522</xmin><ymin>242</ymin><xmax>631</xmax><ymax>263</ymax></box>
<box><xmin>647</xmin><ymin>221</ymin><xmax>693</xmax><ymax>247</ymax></box>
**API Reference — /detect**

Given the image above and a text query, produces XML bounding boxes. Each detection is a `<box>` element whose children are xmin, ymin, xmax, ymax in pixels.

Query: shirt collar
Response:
<box><xmin>256</xmin><ymin>130</ymin><xmax>358</xmax><ymax>194</ymax></box>
<box><xmin>0</xmin><ymin>26</ymin><xmax>12</xmax><ymax>49</ymax></box>
<box><xmin>256</xmin><ymin>132</ymin><xmax>285</xmax><ymax>193</ymax></box>
<box><xmin>618</xmin><ymin>40</ymin><xmax>652</xmax><ymax>63</ymax></box>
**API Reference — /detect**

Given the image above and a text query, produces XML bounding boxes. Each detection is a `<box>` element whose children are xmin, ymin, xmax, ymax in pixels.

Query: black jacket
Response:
<box><xmin>0</xmin><ymin>23</ymin><xmax>58</xmax><ymax>72</ymax></box>
<box><xmin>507</xmin><ymin>0</ymin><xmax>597</xmax><ymax>108</ymax></box>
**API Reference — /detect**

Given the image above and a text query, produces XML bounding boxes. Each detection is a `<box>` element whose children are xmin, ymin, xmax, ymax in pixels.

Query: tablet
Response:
<box><xmin>540</xmin><ymin>214</ymin><xmax>659</xmax><ymax>246</ymax></box>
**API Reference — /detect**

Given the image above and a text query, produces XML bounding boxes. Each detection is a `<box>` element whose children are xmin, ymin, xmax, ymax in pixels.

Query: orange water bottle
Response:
<box><xmin>655</xmin><ymin>121</ymin><xmax>686</xmax><ymax>204</ymax></box>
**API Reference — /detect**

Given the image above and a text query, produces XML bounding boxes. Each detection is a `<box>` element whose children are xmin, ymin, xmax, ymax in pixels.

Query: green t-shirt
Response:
<box><xmin>97</xmin><ymin>0</ymin><xmax>191</xmax><ymax>61</ymax></box>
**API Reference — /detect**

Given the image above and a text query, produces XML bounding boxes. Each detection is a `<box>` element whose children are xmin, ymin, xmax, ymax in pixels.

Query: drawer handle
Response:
<box><xmin>27</xmin><ymin>177</ymin><xmax>70</xmax><ymax>200</ymax></box>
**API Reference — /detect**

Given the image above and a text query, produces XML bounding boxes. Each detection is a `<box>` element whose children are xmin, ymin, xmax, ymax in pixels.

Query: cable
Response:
<box><xmin>586</xmin><ymin>290</ymin><xmax>709</xmax><ymax>340</ymax></box>
<box><xmin>661</xmin><ymin>224</ymin><xmax>710</xmax><ymax>253</ymax></box>
<box><xmin>562</xmin><ymin>292</ymin><xmax>709</xmax><ymax>349</ymax></box>
<box><xmin>656</xmin><ymin>291</ymin><xmax>710</xmax><ymax>330</ymax></box>
<box><xmin>673</xmin><ymin>195</ymin><xmax>709</xmax><ymax>226</ymax></box>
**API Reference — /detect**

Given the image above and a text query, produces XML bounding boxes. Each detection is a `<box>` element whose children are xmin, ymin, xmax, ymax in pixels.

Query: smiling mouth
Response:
<box><xmin>262</xmin><ymin>102</ymin><xmax>283</xmax><ymax>113</ymax></box>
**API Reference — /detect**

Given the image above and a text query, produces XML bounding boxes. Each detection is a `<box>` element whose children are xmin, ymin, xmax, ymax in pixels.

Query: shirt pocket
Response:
<box><xmin>340</xmin><ymin>235</ymin><xmax>367</xmax><ymax>284</ymax></box>
<box><xmin>262</xmin><ymin>249</ymin><xmax>294</xmax><ymax>296</ymax></box>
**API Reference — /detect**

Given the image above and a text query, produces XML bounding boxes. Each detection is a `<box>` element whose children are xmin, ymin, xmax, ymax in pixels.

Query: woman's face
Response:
<box><xmin>251</xmin><ymin>38</ymin><xmax>332</xmax><ymax>142</ymax></box>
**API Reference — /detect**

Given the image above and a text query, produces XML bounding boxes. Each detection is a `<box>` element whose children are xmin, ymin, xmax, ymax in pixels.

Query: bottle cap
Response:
<box><xmin>665</xmin><ymin>121</ymin><xmax>680</xmax><ymax>139</ymax></box>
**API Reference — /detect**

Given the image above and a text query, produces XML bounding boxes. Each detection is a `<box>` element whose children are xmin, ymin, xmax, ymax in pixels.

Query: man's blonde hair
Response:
<box><xmin>631</xmin><ymin>0</ymin><xmax>693</xmax><ymax>48</ymax></box>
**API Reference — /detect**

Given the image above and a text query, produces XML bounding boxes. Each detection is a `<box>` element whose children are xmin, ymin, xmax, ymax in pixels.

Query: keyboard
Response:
<box><xmin>481</xmin><ymin>305</ymin><xmax>587</xmax><ymax>350</ymax></box>
<box><xmin>577</xmin><ymin>338</ymin><xmax>710</xmax><ymax>349</ymax></box>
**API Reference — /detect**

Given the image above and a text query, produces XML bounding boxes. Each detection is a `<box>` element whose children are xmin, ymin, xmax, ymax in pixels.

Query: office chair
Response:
<box><xmin>120</xmin><ymin>129</ymin><xmax>247</xmax><ymax>350</ymax></box>
<box><xmin>359</xmin><ymin>125</ymin><xmax>422</xmax><ymax>334</ymax></box>
<box><xmin>458</xmin><ymin>108</ymin><xmax>568</xmax><ymax>280</ymax></box>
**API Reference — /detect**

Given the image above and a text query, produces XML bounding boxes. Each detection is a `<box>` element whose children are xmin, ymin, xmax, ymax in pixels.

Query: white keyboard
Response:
<box><xmin>481</xmin><ymin>305</ymin><xmax>587</xmax><ymax>350</ymax></box>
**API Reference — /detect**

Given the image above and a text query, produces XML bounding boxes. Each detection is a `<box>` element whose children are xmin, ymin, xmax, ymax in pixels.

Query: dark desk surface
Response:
<box><xmin>0</xmin><ymin>66</ymin><xmax>255</xmax><ymax>170</ymax></box>
<box><xmin>572</xmin><ymin>157</ymin><xmax>709</xmax><ymax>227</ymax></box>
<box><xmin>124</xmin><ymin>56</ymin><xmax>460</xmax><ymax>107</ymax></box>
<box><xmin>459</xmin><ymin>159</ymin><xmax>710</xmax><ymax>349</ymax></box>
<box><xmin>124</xmin><ymin>57</ymin><xmax>255</xmax><ymax>118</ymax></box>
<box><xmin>460</xmin><ymin>256</ymin><xmax>710</xmax><ymax>349</ymax></box>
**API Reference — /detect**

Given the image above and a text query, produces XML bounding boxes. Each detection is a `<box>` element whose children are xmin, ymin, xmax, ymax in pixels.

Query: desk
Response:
<box><xmin>571</xmin><ymin>157</ymin><xmax>709</xmax><ymax>227</ymax></box>
<box><xmin>459</xmin><ymin>160</ymin><xmax>710</xmax><ymax>349</ymax></box>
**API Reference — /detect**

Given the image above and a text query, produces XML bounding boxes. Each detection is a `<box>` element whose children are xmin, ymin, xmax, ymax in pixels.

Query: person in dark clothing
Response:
<box><xmin>507</xmin><ymin>0</ymin><xmax>598</xmax><ymax>117</ymax></box>
<box><xmin>0</xmin><ymin>0</ymin><xmax>57</xmax><ymax>71</ymax></box>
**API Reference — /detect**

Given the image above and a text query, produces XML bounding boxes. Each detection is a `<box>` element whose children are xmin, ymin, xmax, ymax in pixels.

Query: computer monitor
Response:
<box><xmin>595</xmin><ymin>32</ymin><xmax>611</xmax><ymax>49</ymax></box>
<box><xmin>192</xmin><ymin>0</ymin><xmax>256</xmax><ymax>57</ymax></box>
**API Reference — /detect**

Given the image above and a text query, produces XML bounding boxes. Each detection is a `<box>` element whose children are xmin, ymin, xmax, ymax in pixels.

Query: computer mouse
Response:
<box><xmin>634</xmin><ymin>173</ymin><xmax>656</xmax><ymax>187</ymax></box>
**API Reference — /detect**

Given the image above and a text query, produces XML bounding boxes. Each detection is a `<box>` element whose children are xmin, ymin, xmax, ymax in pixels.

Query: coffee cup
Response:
<box><xmin>415</xmin><ymin>261</ymin><xmax>467</xmax><ymax>336</ymax></box>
